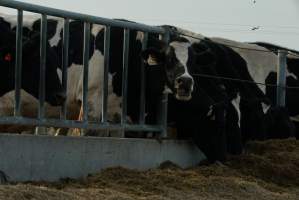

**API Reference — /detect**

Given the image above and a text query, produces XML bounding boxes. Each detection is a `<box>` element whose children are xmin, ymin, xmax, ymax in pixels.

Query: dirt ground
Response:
<box><xmin>0</xmin><ymin>138</ymin><xmax>298</xmax><ymax>200</ymax></box>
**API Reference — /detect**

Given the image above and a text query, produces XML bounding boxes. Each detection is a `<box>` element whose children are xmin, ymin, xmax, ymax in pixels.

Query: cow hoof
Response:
<box><xmin>0</xmin><ymin>170</ymin><xmax>8</xmax><ymax>184</ymax></box>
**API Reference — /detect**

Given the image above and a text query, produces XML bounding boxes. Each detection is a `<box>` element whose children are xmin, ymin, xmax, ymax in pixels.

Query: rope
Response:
<box><xmin>191</xmin><ymin>73</ymin><xmax>299</xmax><ymax>90</ymax></box>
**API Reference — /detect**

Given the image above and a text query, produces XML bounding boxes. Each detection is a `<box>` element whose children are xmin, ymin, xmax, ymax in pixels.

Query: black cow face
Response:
<box><xmin>142</xmin><ymin>38</ymin><xmax>194</xmax><ymax>101</ymax></box>
<box><xmin>55</xmin><ymin>21</ymin><xmax>95</xmax><ymax>65</ymax></box>
<box><xmin>0</xmin><ymin>31</ymin><xmax>65</xmax><ymax>106</ymax></box>
<box><xmin>21</xmin><ymin>34</ymin><xmax>65</xmax><ymax>106</ymax></box>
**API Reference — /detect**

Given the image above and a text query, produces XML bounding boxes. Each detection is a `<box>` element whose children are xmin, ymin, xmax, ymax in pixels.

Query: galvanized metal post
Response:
<box><xmin>38</xmin><ymin>14</ymin><xmax>47</xmax><ymax>119</ymax></box>
<box><xmin>35</xmin><ymin>14</ymin><xmax>47</xmax><ymax>135</ymax></box>
<box><xmin>81</xmin><ymin>22</ymin><xmax>91</xmax><ymax>136</ymax></box>
<box><xmin>120</xmin><ymin>29</ymin><xmax>130</xmax><ymax>137</ymax></box>
<box><xmin>276</xmin><ymin>50</ymin><xmax>287</xmax><ymax>107</ymax></box>
<box><xmin>121</xmin><ymin>29</ymin><xmax>130</xmax><ymax>124</ymax></box>
<box><xmin>82</xmin><ymin>22</ymin><xmax>91</xmax><ymax>121</ymax></box>
<box><xmin>14</xmin><ymin>9</ymin><xmax>23</xmax><ymax>117</ymax></box>
<box><xmin>139</xmin><ymin>32</ymin><xmax>148</xmax><ymax>125</ymax></box>
<box><xmin>60</xmin><ymin>18</ymin><xmax>69</xmax><ymax>120</ymax></box>
<box><xmin>158</xmin><ymin>28</ymin><xmax>170</xmax><ymax>138</ymax></box>
<box><xmin>101</xmin><ymin>26</ymin><xmax>111</xmax><ymax>124</ymax></box>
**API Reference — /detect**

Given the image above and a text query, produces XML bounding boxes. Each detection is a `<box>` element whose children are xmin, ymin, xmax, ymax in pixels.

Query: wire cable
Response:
<box><xmin>191</xmin><ymin>73</ymin><xmax>299</xmax><ymax>90</ymax></box>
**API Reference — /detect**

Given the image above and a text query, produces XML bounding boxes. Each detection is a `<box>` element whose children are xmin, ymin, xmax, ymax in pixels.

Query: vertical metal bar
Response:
<box><xmin>139</xmin><ymin>32</ymin><xmax>148</xmax><ymax>124</ymax></box>
<box><xmin>60</xmin><ymin>18</ymin><xmax>69</xmax><ymax>119</ymax></box>
<box><xmin>38</xmin><ymin>14</ymin><xmax>47</xmax><ymax>120</ymax></box>
<box><xmin>159</xmin><ymin>28</ymin><xmax>170</xmax><ymax>138</ymax></box>
<box><xmin>101</xmin><ymin>26</ymin><xmax>110</xmax><ymax>123</ymax></box>
<box><xmin>14</xmin><ymin>9</ymin><xmax>23</xmax><ymax>117</ymax></box>
<box><xmin>82</xmin><ymin>22</ymin><xmax>91</xmax><ymax>122</ymax></box>
<box><xmin>121</xmin><ymin>29</ymin><xmax>130</xmax><ymax>125</ymax></box>
<box><xmin>276</xmin><ymin>50</ymin><xmax>287</xmax><ymax>107</ymax></box>
<box><xmin>35</xmin><ymin>14</ymin><xmax>47</xmax><ymax>135</ymax></box>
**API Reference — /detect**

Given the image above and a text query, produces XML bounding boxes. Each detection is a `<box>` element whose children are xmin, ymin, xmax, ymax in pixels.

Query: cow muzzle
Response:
<box><xmin>174</xmin><ymin>76</ymin><xmax>194</xmax><ymax>101</ymax></box>
<box><xmin>49</xmin><ymin>92</ymin><xmax>66</xmax><ymax>106</ymax></box>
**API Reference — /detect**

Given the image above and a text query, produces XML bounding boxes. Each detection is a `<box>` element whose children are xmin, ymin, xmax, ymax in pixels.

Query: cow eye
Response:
<box><xmin>166</xmin><ymin>56</ymin><xmax>174</xmax><ymax>64</ymax></box>
<box><xmin>166</xmin><ymin>62</ymin><xmax>175</xmax><ymax>70</ymax></box>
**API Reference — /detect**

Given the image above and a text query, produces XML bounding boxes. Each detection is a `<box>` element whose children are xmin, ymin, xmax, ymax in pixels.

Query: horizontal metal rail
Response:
<box><xmin>0</xmin><ymin>117</ymin><xmax>163</xmax><ymax>132</ymax></box>
<box><xmin>0</xmin><ymin>0</ymin><xmax>165</xmax><ymax>34</ymax></box>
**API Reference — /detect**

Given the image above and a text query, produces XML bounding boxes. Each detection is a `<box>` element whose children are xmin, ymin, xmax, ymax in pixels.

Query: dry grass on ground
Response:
<box><xmin>0</xmin><ymin>138</ymin><xmax>298</xmax><ymax>200</ymax></box>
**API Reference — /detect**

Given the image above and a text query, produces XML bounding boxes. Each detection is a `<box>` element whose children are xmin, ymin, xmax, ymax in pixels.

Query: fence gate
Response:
<box><xmin>0</xmin><ymin>0</ymin><xmax>170</xmax><ymax>137</ymax></box>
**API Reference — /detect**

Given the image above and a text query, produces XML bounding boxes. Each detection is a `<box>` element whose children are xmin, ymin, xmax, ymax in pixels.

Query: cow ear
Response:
<box><xmin>141</xmin><ymin>48</ymin><xmax>164</xmax><ymax>66</ymax></box>
<box><xmin>163</xmin><ymin>85</ymin><xmax>173</xmax><ymax>94</ymax></box>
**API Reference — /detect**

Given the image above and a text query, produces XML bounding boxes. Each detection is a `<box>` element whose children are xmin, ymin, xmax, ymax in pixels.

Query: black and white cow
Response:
<box><xmin>0</xmin><ymin>16</ymin><xmax>65</xmax><ymax>107</ymax></box>
<box><xmin>0</xmin><ymin>16</ymin><xmax>195</xmax><ymax>136</ymax></box>
<box><xmin>91</xmin><ymin>22</ymin><xmax>195</xmax><ymax>129</ymax></box>
<box><xmin>252</xmin><ymin>42</ymin><xmax>299</xmax><ymax>139</ymax></box>
<box><xmin>148</xmin><ymin>28</ymin><xmax>296</xmax><ymax>162</ymax></box>
<box><xmin>0</xmin><ymin>15</ymin><xmax>111</xmax><ymax>127</ymax></box>
<box><xmin>0</xmin><ymin>16</ymin><xmax>66</xmax><ymax>133</ymax></box>
<box><xmin>215</xmin><ymin>39</ymin><xmax>297</xmax><ymax>140</ymax></box>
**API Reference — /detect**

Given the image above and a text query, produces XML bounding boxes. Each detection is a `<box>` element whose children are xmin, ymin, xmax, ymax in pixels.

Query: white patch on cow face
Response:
<box><xmin>56</xmin><ymin>68</ymin><xmax>62</xmax><ymax>84</ymax></box>
<box><xmin>92</xmin><ymin>24</ymin><xmax>105</xmax><ymax>37</ymax></box>
<box><xmin>136</xmin><ymin>31</ymin><xmax>144</xmax><ymax>42</ymax></box>
<box><xmin>169</xmin><ymin>41</ymin><xmax>192</xmax><ymax>78</ymax></box>
<box><xmin>168</xmin><ymin>41</ymin><xmax>194</xmax><ymax>101</ymax></box>
<box><xmin>231</xmin><ymin>94</ymin><xmax>241</xmax><ymax>127</ymax></box>
<box><xmin>261</xmin><ymin>102</ymin><xmax>270</xmax><ymax>114</ymax></box>
<box><xmin>290</xmin><ymin>115</ymin><xmax>299</xmax><ymax>122</ymax></box>
<box><xmin>49</xmin><ymin>18</ymin><xmax>64</xmax><ymax>47</ymax></box>
<box><xmin>163</xmin><ymin>85</ymin><xmax>173</xmax><ymax>94</ymax></box>
<box><xmin>207</xmin><ymin>105</ymin><xmax>213</xmax><ymax>117</ymax></box>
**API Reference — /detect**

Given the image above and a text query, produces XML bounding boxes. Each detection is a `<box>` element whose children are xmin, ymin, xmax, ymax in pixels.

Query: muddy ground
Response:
<box><xmin>0</xmin><ymin>138</ymin><xmax>298</xmax><ymax>200</ymax></box>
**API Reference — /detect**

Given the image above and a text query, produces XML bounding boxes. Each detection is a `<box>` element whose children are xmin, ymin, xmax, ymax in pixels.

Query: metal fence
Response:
<box><xmin>0</xmin><ymin>0</ymin><xmax>295</xmax><ymax>137</ymax></box>
<box><xmin>0</xmin><ymin>0</ymin><xmax>169</xmax><ymax>136</ymax></box>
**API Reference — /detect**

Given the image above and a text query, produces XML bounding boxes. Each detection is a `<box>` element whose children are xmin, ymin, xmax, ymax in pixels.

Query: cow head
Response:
<box><xmin>55</xmin><ymin>21</ymin><xmax>95</xmax><ymax>65</ymax></box>
<box><xmin>0</xmin><ymin>30</ymin><xmax>65</xmax><ymax>106</ymax></box>
<box><xmin>22</xmin><ymin>33</ymin><xmax>66</xmax><ymax>106</ymax></box>
<box><xmin>141</xmin><ymin>37</ymin><xmax>194</xmax><ymax>101</ymax></box>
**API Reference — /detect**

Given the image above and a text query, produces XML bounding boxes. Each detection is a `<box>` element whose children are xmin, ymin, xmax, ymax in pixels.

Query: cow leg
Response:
<box><xmin>210</xmin><ymin>103</ymin><xmax>227</xmax><ymax>162</ymax></box>
<box><xmin>226</xmin><ymin>103</ymin><xmax>243</xmax><ymax>155</ymax></box>
<box><xmin>240</xmin><ymin>99</ymin><xmax>267</xmax><ymax>143</ymax></box>
<box><xmin>191</xmin><ymin>104</ymin><xmax>227</xmax><ymax>163</ymax></box>
<box><xmin>265</xmin><ymin>106</ymin><xmax>295</xmax><ymax>139</ymax></box>
<box><xmin>294</xmin><ymin>122</ymin><xmax>299</xmax><ymax>140</ymax></box>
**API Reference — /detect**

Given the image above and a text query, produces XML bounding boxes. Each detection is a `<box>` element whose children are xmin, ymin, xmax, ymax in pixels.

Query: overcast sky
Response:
<box><xmin>1</xmin><ymin>0</ymin><xmax>299</xmax><ymax>50</ymax></box>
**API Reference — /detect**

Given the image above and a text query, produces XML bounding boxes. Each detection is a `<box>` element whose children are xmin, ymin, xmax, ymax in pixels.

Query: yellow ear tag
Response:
<box><xmin>147</xmin><ymin>55</ymin><xmax>158</xmax><ymax>66</ymax></box>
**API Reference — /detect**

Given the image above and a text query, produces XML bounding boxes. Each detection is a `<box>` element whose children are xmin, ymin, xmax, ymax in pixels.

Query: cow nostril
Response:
<box><xmin>55</xmin><ymin>92</ymin><xmax>66</xmax><ymax>105</ymax></box>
